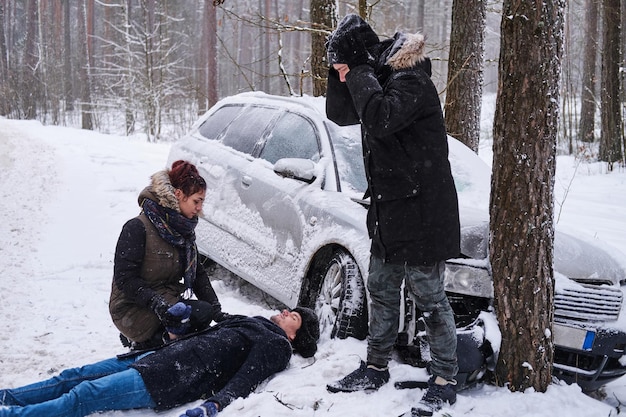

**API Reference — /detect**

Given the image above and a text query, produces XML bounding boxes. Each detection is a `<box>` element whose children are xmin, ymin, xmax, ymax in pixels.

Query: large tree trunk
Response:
<box><xmin>310</xmin><ymin>0</ymin><xmax>335</xmax><ymax>97</ymax></box>
<box><xmin>490</xmin><ymin>1</ymin><xmax>564</xmax><ymax>393</ymax></box>
<box><xmin>444</xmin><ymin>0</ymin><xmax>485</xmax><ymax>153</ymax></box>
<box><xmin>578</xmin><ymin>0</ymin><xmax>599</xmax><ymax>143</ymax></box>
<box><xmin>599</xmin><ymin>0</ymin><xmax>623</xmax><ymax>166</ymax></box>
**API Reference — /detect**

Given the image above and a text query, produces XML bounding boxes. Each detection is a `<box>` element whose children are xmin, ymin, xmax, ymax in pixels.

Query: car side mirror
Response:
<box><xmin>273</xmin><ymin>158</ymin><xmax>316</xmax><ymax>184</ymax></box>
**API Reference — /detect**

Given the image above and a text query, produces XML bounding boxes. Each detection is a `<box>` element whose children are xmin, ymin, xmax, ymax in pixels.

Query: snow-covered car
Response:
<box><xmin>167</xmin><ymin>92</ymin><xmax>626</xmax><ymax>392</ymax></box>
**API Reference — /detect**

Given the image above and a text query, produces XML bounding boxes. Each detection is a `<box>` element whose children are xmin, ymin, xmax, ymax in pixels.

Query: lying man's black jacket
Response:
<box><xmin>128</xmin><ymin>315</ymin><xmax>292</xmax><ymax>411</ymax></box>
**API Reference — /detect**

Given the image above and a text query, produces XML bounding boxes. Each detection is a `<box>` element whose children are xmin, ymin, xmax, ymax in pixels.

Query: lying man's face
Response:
<box><xmin>270</xmin><ymin>309</ymin><xmax>302</xmax><ymax>341</ymax></box>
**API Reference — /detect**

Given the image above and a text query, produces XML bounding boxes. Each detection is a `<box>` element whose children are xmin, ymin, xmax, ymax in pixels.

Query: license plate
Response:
<box><xmin>553</xmin><ymin>323</ymin><xmax>595</xmax><ymax>351</ymax></box>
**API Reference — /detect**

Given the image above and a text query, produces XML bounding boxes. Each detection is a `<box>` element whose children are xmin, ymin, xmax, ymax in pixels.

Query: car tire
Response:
<box><xmin>302</xmin><ymin>248</ymin><xmax>368</xmax><ymax>340</ymax></box>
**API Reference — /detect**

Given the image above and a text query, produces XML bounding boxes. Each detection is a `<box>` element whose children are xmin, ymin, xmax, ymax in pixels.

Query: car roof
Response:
<box><xmin>215</xmin><ymin>91</ymin><xmax>327</xmax><ymax>117</ymax></box>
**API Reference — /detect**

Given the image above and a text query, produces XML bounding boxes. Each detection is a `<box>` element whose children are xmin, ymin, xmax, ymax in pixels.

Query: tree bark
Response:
<box><xmin>0</xmin><ymin>0</ymin><xmax>9</xmax><ymax>115</ymax></box>
<box><xmin>599</xmin><ymin>0</ymin><xmax>623</xmax><ymax>166</ymax></box>
<box><xmin>23</xmin><ymin>0</ymin><xmax>39</xmax><ymax>119</ymax></box>
<box><xmin>207</xmin><ymin>1</ymin><xmax>218</xmax><ymax>108</ymax></box>
<box><xmin>310</xmin><ymin>0</ymin><xmax>335</xmax><ymax>97</ymax></box>
<box><xmin>579</xmin><ymin>0</ymin><xmax>599</xmax><ymax>143</ymax></box>
<box><xmin>63</xmin><ymin>0</ymin><xmax>73</xmax><ymax>111</ymax></box>
<box><xmin>444</xmin><ymin>0</ymin><xmax>485</xmax><ymax>153</ymax></box>
<box><xmin>490</xmin><ymin>0</ymin><xmax>564</xmax><ymax>393</ymax></box>
<box><xmin>78</xmin><ymin>0</ymin><xmax>94</xmax><ymax>130</ymax></box>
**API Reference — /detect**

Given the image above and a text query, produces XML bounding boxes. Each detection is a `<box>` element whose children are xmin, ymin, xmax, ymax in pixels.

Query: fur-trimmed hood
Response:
<box><xmin>385</xmin><ymin>32</ymin><xmax>426</xmax><ymax>70</ymax></box>
<box><xmin>137</xmin><ymin>169</ymin><xmax>180</xmax><ymax>212</ymax></box>
<box><xmin>326</xmin><ymin>14</ymin><xmax>427</xmax><ymax>72</ymax></box>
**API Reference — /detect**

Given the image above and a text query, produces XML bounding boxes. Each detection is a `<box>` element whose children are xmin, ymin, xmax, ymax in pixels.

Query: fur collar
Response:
<box><xmin>149</xmin><ymin>169</ymin><xmax>180</xmax><ymax>212</ymax></box>
<box><xmin>386</xmin><ymin>33</ymin><xmax>426</xmax><ymax>70</ymax></box>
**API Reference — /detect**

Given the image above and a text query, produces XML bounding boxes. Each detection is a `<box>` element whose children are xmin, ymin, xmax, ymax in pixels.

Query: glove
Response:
<box><xmin>213</xmin><ymin>311</ymin><xmax>233</xmax><ymax>322</ymax></box>
<box><xmin>180</xmin><ymin>402</ymin><xmax>219</xmax><ymax>417</ymax></box>
<box><xmin>164</xmin><ymin>302</ymin><xmax>192</xmax><ymax>335</ymax></box>
<box><xmin>327</xmin><ymin>32</ymin><xmax>374</xmax><ymax>69</ymax></box>
<box><xmin>151</xmin><ymin>296</ymin><xmax>188</xmax><ymax>328</ymax></box>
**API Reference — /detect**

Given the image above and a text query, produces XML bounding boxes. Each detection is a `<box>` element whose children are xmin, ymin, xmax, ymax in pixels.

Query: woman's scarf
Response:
<box><xmin>142</xmin><ymin>197</ymin><xmax>198</xmax><ymax>296</ymax></box>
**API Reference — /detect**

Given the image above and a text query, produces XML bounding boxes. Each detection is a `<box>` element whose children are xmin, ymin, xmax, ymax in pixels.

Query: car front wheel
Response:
<box><xmin>302</xmin><ymin>248</ymin><xmax>368</xmax><ymax>340</ymax></box>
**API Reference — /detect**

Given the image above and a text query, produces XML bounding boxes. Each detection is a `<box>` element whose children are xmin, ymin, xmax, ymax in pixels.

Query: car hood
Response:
<box><xmin>458</xmin><ymin>206</ymin><xmax>625</xmax><ymax>286</ymax></box>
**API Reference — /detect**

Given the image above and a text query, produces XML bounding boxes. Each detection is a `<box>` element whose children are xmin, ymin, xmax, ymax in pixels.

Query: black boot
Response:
<box><xmin>327</xmin><ymin>361</ymin><xmax>390</xmax><ymax>393</ymax></box>
<box><xmin>402</xmin><ymin>376</ymin><xmax>457</xmax><ymax>417</ymax></box>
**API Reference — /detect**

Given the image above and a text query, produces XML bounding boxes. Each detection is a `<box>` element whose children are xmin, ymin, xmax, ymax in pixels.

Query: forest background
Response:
<box><xmin>0</xmin><ymin>0</ymin><xmax>624</xmax><ymax>157</ymax></box>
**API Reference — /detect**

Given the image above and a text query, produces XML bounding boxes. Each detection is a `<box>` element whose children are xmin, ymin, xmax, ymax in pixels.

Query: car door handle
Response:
<box><xmin>241</xmin><ymin>175</ymin><xmax>252</xmax><ymax>187</ymax></box>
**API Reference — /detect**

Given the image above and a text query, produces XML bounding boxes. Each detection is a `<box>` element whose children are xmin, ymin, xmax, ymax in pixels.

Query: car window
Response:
<box><xmin>221</xmin><ymin>106</ymin><xmax>279</xmax><ymax>155</ymax></box>
<box><xmin>259</xmin><ymin>112</ymin><xmax>321</xmax><ymax>164</ymax></box>
<box><xmin>197</xmin><ymin>105</ymin><xmax>243</xmax><ymax>140</ymax></box>
<box><xmin>326</xmin><ymin>123</ymin><xmax>368</xmax><ymax>195</ymax></box>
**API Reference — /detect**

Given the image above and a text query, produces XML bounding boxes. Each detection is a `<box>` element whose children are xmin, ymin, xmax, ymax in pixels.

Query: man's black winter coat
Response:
<box><xmin>326</xmin><ymin>31</ymin><xmax>461</xmax><ymax>266</ymax></box>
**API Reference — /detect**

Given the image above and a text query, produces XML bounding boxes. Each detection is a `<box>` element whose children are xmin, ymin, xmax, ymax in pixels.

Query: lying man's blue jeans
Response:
<box><xmin>0</xmin><ymin>353</ymin><xmax>156</xmax><ymax>417</ymax></box>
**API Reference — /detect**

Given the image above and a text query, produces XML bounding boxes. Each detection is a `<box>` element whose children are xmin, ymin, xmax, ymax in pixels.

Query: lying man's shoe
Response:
<box><xmin>403</xmin><ymin>376</ymin><xmax>457</xmax><ymax>416</ymax></box>
<box><xmin>327</xmin><ymin>360</ymin><xmax>389</xmax><ymax>393</ymax></box>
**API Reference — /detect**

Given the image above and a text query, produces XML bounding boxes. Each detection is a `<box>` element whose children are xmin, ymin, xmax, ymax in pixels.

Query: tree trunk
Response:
<box><xmin>23</xmin><ymin>0</ymin><xmax>39</xmax><ymax>119</ymax></box>
<box><xmin>78</xmin><ymin>0</ymin><xmax>94</xmax><ymax>130</ymax></box>
<box><xmin>579</xmin><ymin>0</ymin><xmax>599</xmax><ymax>143</ymax></box>
<box><xmin>444</xmin><ymin>0</ymin><xmax>485</xmax><ymax>153</ymax></box>
<box><xmin>123</xmin><ymin>0</ymin><xmax>135</xmax><ymax>135</ymax></box>
<box><xmin>416</xmin><ymin>0</ymin><xmax>425</xmax><ymax>32</ymax></box>
<box><xmin>599</xmin><ymin>0</ymin><xmax>623</xmax><ymax>166</ymax></box>
<box><xmin>63</xmin><ymin>0</ymin><xmax>73</xmax><ymax>111</ymax></box>
<box><xmin>310</xmin><ymin>0</ymin><xmax>335</xmax><ymax>97</ymax></box>
<box><xmin>203</xmin><ymin>0</ymin><xmax>219</xmax><ymax>110</ymax></box>
<box><xmin>490</xmin><ymin>0</ymin><xmax>564</xmax><ymax>393</ymax></box>
<box><xmin>358</xmin><ymin>0</ymin><xmax>366</xmax><ymax>18</ymax></box>
<box><xmin>262</xmin><ymin>0</ymin><xmax>272</xmax><ymax>92</ymax></box>
<box><xmin>0</xmin><ymin>0</ymin><xmax>9</xmax><ymax>116</ymax></box>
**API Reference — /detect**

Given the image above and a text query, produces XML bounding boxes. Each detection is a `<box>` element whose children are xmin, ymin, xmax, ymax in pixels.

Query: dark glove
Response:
<box><xmin>150</xmin><ymin>296</ymin><xmax>187</xmax><ymax>329</ymax></box>
<box><xmin>327</xmin><ymin>32</ymin><xmax>374</xmax><ymax>69</ymax></box>
<box><xmin>164</xmin><ymin>302</ymin><xmax>192</xmax><ymax>335</ymax></box>
<box><xmin>180</xmin><ymin>402</ymin><xmax>218</xmax><ymax>417</ymax></box>
<box><xmin>213</xmin><ymin>311</ymin><xmax>233</xmax><ymax>322</ymax></box>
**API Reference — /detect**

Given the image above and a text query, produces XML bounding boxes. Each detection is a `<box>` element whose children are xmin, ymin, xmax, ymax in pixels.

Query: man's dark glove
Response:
<box><xmin>150</xmin><ymin>296</ymin><xmax>189</xmax><ymax>329</ymax></box>
<box><xmin>327</xmin><ymin>32</ymin><xmax>374</xmax><ymax>69</ymax></box>
<box><xmin>213</xmin><ymin>311</ymin><xmax>234</xmax><ymax>322</ymax></box>
<box><xmin>180</xmin><ymin>402</ymin><xmax>218</xmax><ymax>417</ymax></box>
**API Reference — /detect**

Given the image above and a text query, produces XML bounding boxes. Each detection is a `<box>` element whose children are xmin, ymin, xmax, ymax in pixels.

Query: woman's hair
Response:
<box><xmin>169</xmin><ymin>160</ymin><xmax>207</xmax><ymax>196</ymax></box>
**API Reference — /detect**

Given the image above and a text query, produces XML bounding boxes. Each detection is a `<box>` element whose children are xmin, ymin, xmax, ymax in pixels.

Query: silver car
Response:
<box><xmin>167</xmin><ymin>92</ymin><xmax>626</xmax><ymax>392</ymax></box>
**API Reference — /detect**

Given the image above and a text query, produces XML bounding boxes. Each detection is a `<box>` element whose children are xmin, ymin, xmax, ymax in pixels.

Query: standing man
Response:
<box><xmin>325</xmin><ymin>14</ymin><xmax>461</xmax><ymax>417</ymax></box>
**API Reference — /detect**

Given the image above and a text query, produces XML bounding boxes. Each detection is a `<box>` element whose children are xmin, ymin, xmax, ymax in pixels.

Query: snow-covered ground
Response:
<box><xmin>1</xmin><ymin>115</ymin><xmax>625</xmax><ymax>416</ymax></box>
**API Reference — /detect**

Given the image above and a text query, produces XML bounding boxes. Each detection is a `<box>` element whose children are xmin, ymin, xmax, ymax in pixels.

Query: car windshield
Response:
<box><xmin>326</xmin><ymin>121</ymin><xmax>492</xmax><ymax>208</ymax></box>
<box><xmin>326</xmin><ymin>123</ymin><xmax>368</xmax><ymax>196</ymax></box>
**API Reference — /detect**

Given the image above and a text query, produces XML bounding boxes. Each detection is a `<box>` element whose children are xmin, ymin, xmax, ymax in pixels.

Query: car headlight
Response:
<box><xmin>444</xmin><ymin>261</ymin><xmax>493</xmax><ymax>298</ymax></box>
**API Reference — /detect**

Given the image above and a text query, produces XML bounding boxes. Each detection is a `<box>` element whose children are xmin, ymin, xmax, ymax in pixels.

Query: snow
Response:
<box><xmin>1</xmin><ymin>114</ymin><xmax>626</xmax><ymax>417</ymax></box>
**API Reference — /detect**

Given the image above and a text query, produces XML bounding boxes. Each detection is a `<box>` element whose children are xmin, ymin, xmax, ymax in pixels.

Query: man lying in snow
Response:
<box><xmin>0</xmin><ymin>308</ymin><xmax>320</xmax><ymax>417</ymax></box>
